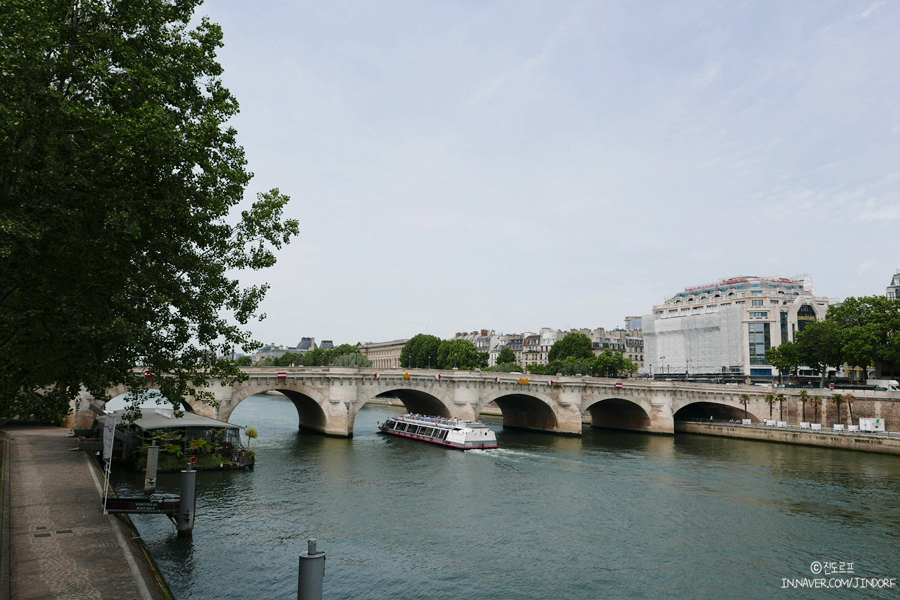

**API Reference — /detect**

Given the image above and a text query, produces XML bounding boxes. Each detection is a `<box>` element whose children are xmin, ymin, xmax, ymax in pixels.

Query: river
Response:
<box><xmin>111</xmin><ymin>394</ymin><xmax>900</xmax><ymax>599</ymax></box>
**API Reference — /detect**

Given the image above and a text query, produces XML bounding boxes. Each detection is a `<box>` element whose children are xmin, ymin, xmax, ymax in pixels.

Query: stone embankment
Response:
<box><xmin>676</xmin><ymin>420</ymin><xmax>900</xmax><ymax>455</ymax></box>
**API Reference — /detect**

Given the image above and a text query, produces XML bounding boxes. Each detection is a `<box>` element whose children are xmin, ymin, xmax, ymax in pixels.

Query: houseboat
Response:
<box><xmin>99</xmin><ymin>407</ymin><xmax>255</xmax><ymax>471</ymax></box>
<box><xmin>378</xmin><ymin>413</ymin><xmax>499</xmax><ymax>450</ymax></box>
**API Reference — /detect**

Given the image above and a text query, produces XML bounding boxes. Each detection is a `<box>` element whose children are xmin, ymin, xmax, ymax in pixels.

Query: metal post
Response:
<box><xmin>297</xmin><ymin>538</ymin><xmax>326</xmax><ymax>600</ymax></box>
<box><xmin>144</xmin><ymin>441</ymin><xmax>159</xmax><ymax>493</ymax></box>
<box><xmin>176</xmin><ymin>463</ymin><xmax>196</xmax><ymax>536</ymax></box>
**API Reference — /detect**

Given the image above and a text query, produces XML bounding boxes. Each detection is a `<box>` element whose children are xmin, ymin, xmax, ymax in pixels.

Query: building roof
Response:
<box><xmin>111</xmin><ymin>408</ymin><xmax>239</xmax><ymax>431</ymax></box>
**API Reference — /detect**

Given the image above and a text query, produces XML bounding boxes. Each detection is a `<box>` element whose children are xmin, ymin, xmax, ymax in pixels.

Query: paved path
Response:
<box><xmin>1</xmin><ymin>424</ymin><xmax>171</xmax><ymax>599</ymax></box>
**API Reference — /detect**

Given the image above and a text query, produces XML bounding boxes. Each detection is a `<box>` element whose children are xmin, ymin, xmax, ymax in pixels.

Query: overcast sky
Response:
<box><xmin>198</xmin><ymin>1</ymin><xmax>900</xmax><ymax>348</ymax></box>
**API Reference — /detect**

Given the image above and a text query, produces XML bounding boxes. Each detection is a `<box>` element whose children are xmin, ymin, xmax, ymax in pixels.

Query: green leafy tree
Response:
<box><xmin>594</xmin><ymin>350</ymin><xmax>638</xmax><ymax>378</ymax></box>
<box><xmin>548</xmin><ymin>333</ymin><xmax>593</xmax><ymax>363</ymax></box>
<box><xmin>301</xmin><ymin>348</ymin><xmax>330</xmax><ymax>367</ymax></box>
<box><xmin>765</xmin><ymin>342</ymin><xmax>803</xmax><ymax>383</ymax></box>
<box><xmin>556</xmin><ymin>357</ymin><xmax>596</xmax><ymax>377</ymax></box>
<box><xmin>827</xmin><ymin>296</ymin><xmax>900</xmax><ymax>378</ymax></box>
<box><xmin>775</xmin><ymin>393</ymin><xmax>786</xmax><ymax>421</ymax></box>
<box><xmin>796</xmin><ymin>321</ymin><xmax>844</xmax><ymax>388</ymax></box>
<box><xmin>497</xmin><ymin>347</ymin><xmax>517</xmax><ymax>365</ymax></box>
<box><xmin>332</xmin><ymin>351</ymin><xmax>372</xmax><ymax>367</ymax></box>
<box><xmin>0</xmin><ymin>0</ymin><xmax>298</xmax><ymax>423</ymax></box>
<box><xmin>273</xmin><ymin>352</ymin><xmax>304</xmax><ymax>367</ymax></box>
<box><xmin>739</xmin><ymin>393</ymin><xmax>750</xmax><ymax>419</ymax></box>
<box><xmin>331</xmin><ymin>344</ymin><xmax>359</xmax><ymax>359</ymax></box>
<box><xmin>399</xmin><ymin>334</ymin><xmax>441</xmax><ymax>369</ymax></box>
<box><xmin>235</xmin><ymin>356</ymin><xmax>253</xmax><ymax>367</ymax></box>
<box><xmin>526</xmin><ymin>363</ymin><xmax>554</xmax><ymax>375</ymax></box>
<box><xmin>436</xmin><ymin>339</ymin><xmax>479</xmax><ymax>370</ymax></box>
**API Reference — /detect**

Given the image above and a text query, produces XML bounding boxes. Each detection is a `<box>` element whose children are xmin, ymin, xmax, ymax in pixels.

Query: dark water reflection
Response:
<box><xmin>112</xmin><ymin>395</ymin><xmax>900</xmax><ymax>599</ymax></box>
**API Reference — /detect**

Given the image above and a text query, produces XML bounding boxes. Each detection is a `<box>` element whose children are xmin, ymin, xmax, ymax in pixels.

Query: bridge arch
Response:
<box><xmin>355</xmin><ymin>388</ymin><xmax>453</xmax><ymax>420</ymax></box>
<box><xmin>224</xmin><ymin>381</ymin><xmax>330</xmax><ymax>434</ymax></box>
<box><xmin>673</xmin><ymin>400</ymin><xmax>761</xmax><ymax>423</ymax></box>
<box><xmin>476</xmin><ymin>389</ymin><xmax>559</xmax><ymax>433</ymax></box>
<box><xmin>582</xmin><ymin>396</ymin><xmax>653</xmax><ymax>432</ymax></box>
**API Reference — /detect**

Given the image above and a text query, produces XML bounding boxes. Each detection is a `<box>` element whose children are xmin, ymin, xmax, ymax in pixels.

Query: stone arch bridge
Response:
<box><xmin>98</xmin><ymin>367</ymin><xmax>783</xmax><ymax>437</ymax></box>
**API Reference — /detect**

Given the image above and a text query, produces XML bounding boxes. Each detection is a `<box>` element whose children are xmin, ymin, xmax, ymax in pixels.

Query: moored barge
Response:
<box><xmin>378</xmin><ymin>414</ymin><xmax>499</xmax><ymax>450</ymax></box>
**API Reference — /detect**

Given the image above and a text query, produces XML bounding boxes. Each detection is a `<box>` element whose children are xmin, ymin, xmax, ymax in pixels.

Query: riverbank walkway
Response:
<box><xmin>0</xmin><ymin>423</ymin><xmax>172</xmax><ymax>599</ymax></box>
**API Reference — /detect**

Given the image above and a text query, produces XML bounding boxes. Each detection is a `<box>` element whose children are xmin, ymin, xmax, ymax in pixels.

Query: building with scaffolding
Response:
<box><xmin>642</xmin><ymin>275</ymin><xmax>831</xmax><ymax>381</ymax></box>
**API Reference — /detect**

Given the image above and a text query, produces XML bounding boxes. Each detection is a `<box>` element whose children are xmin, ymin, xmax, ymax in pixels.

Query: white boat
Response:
<box><xmin>378</xmin><ymin>414</ymin><xmax>499</xmax><ymax>450</ymax></box>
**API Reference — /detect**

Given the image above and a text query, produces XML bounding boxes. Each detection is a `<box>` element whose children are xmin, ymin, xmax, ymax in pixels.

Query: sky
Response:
<box><xmin>196</xmin><ymin>1</ymin><xmax>900</xmax><ymax>348</ymax></box>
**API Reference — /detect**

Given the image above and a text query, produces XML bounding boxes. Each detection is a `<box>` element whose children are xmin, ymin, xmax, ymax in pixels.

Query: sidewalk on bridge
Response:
<box><xmin>0</xmin><ymin>423</ymin><xmax>173</xmax><ymax>600</ymax></box>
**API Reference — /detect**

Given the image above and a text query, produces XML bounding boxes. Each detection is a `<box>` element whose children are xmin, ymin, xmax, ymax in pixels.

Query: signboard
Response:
<box><xmin>105</xmin><ymin>495</ymin><xmax>180</xmax><ymax>515</ymax></box>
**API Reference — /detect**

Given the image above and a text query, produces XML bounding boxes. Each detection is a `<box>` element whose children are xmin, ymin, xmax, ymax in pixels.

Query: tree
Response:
<box><xmin>827</xmin><ymin>296</ymin><xmax>900</xmax><ymax>379</ymax></box>
<box><xmin>811</xmin><ymin>395</ymin><xmax>823</xmax><ymax>423</ymax></box>
<box><xmin>776</xmin><ymin>393</ymin><xmax>786</xmax><ymax>421</ymax></box>
<box><xmin>497</xmin><ymin>347</ymin><xmax>517</xmax><ymax>365</ymax></box>
<box><xmin>795</xmin><ymin>321</ymin><xmax>844</xmax><ymax>388</ymax></box>
<box><xmin>548</xmin><ymin>333</ymin><xmax>593</xmax><ymax>363</ymax></box>
<box><xmin>0</xmin><ymin>1</ymin><xmax>298</xmax><ymax>423</ymax></box>
<box><xmin>798</xmin><ymin>390</ymin><xmax>809</xmax><ymax>422</ymax></box>
<box><xmin>556</xmin><ymin>357</ymin><xmax>596</xmax><ymax>377</ymax></box>
<box><xmin>436</xmin><ymin>339</ymin><xmax>479</xmax><ymax>370</ymax></box>
<box><xmin>739</xmin><ymin>394</ymin><xmax>750</xmax><ymax>419</ymax></box>
<box><xmin>843</xmin><ymin>393</ymin><xmax>855</xmax><ymax>425</ymax></box>
<box><xmin>764</xmin><ymin>394</ymin><xmax>776</xmax><ymax>419</ymax></box>
<box><xmin>300</xmin><ymin>348</ymin><xmax>326</xmax><ymax>367</ymax></box>
<box><xmin>332</xmin><ymin>351</ymin><xmax>372</xmax><ymax>368</ymax></box>
<box><xmin>399</xmin><ymin>334</ymin><xmax>442</xmax><ymax>369</ymax></box>
<box><xmin>273</xmin><ymin>352</ymin><xmax>304</xmax><ymax>367</ymax></box>
<box><xmin>595</xmin><ymin>350</ymin><xmax>635</xmax><ymax>378</ymax></box>
<box><xmin>235</xmin><ymin>356</ymin><xmax>253</xmax><ymax>367</ymax></box>
<box><xmin>765</xmin><ymin>342</ymin><xmax>803</xmax><ymax>383</ymax></box>
<box><xmin>831</xmin><ymin>394</ymin><xmax>844</xmax><ymax>425</ymax></box>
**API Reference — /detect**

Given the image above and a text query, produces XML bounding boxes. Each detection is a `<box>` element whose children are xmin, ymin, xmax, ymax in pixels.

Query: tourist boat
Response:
<box><xmin>378</xmin><ymin>414</ymin><xmax>499</xmax><ymax>450</ymax></box>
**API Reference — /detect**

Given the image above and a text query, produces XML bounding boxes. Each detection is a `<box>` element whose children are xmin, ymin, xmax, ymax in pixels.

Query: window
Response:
<box><xmin>748</xmin><ymin>322</ymin><xmax>771</xmax><ymax>365</ymax></box>
<box><xmin>752</xmin><ymin>299</ymin><xmax>764</xmax><ymax>307</ymax></box>
<box><xmin>750</xmin><ymin>311</ymin><xmax>768</xmax><ymax>318</ymax></box>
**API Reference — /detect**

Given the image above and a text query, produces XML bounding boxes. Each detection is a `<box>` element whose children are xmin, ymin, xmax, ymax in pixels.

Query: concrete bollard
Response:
<box><xmin>297</xmin><ymin>538</ymin><xmax>326</xmax><ymax>600</ymax></box>
<box><xmin>144</xmin><ymin>441</ymin><xmax>159</xmax><ymax>493</ymax></box>
<box><xmin>176</xmin><ymin>463</ymin><xmax>196</xmax><ymax>536</ymax></box>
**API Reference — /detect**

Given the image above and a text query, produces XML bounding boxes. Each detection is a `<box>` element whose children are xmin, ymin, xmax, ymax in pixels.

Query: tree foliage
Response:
<box><xmin>825</xmin><ymin>296</ymin><xmax>900</xmax><ymax>378</ymax></box>
<box><xmin>436</xmin><ymin>339</ymin><xmax>480</xmax><ymax>370</ymax></box>
<box><xmin>399</xmin><ymin>334</ymin><xmax>441</xmax><ymax>368</ymax></box>
<box><xmin>497</xmin><ymin>347</ymin><xmax>517</xmax><ymax>365</ymax></box>
<box><xmin>0</xmin><ymin>1</ymin><xmax>298</xmax><ymax>422</ymax></box>
<box><xmin>331</xmin><ymin>350</ymin><xmax>372</xmax><ymax>368</ymax></box>
<box><xmin>548</xmin><ymin>333</ymin><xmax>593</xmax><ymax>363</ymax></box>
<box><xmin>765</xmin><ymin>342</ymin><xmax>802</xmax><ymax>380</ymax></box>
<box><xmin>795</xmin><ymin>321</ymin><xmax>844</xmax><ymax>387</ymax></box>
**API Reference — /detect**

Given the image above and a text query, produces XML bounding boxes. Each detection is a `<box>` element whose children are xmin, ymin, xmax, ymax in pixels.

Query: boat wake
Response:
<box><xmin>469</xmin><ymin>448</ymin><xmax>535</xmax><ymax>460</ymax></box>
